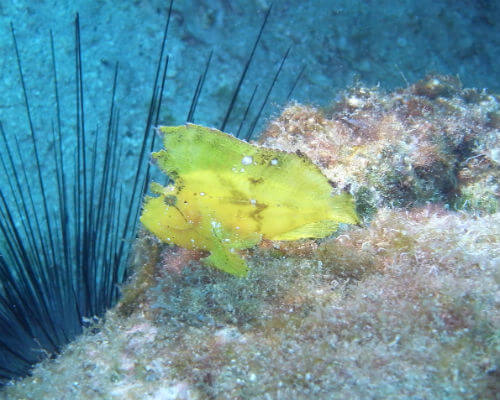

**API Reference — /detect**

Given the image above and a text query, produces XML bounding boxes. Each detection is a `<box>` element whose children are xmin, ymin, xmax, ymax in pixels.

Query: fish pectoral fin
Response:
<box><xmin>270</xmin><ymin>220</ymin><xmax>339</xmax><ymax>241</ymax></box>
<box><xmin>229</xmin><ymin>232</ymin><xmax>262</xmax><ymax>250</ymax></box>
<box><xmin>202</xmin><ymin>245</ymin><xmax>249</xmax><ymax>277</ymax></box>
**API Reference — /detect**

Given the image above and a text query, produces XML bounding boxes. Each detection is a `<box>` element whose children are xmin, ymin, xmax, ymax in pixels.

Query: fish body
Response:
<box><xmin>140</xmin><ymin>124</ymin><xmax>358</xmax><ymax>276</ymax></box>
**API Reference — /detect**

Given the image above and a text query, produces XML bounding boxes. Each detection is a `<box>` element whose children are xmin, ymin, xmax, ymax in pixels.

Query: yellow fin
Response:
<box><xmin>202</xmin><ymin>243</ymin><xmax>249</xmax><ymax>277</ymax></box>
<box><xmin>270</xmin><ymin>220</ymin><xmax>340</xmax><ymax>241</ymax></box>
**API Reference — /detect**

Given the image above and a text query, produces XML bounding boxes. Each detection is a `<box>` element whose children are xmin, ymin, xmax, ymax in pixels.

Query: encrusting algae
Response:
<box><xmin>140</xmin><ymin>124</ymin><xmax>359</xmax><ymax>276</ymax></box>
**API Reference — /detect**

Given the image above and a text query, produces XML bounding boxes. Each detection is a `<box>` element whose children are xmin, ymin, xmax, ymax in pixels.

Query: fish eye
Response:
<box><xmin>163</xmin><ymin>195</ymin><xmax>177</xmax><ymax>206</ymax></box>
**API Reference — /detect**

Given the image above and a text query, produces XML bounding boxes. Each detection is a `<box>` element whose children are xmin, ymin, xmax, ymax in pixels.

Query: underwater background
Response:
<box><xmin>2</xmin><ymin>0</ymin><xmax>499</xmax><ymax>143</ymax></box>
<box><xmin>0</xmin><ymin>0</ymin><xmax>499</xmax><ymax>398</ymax></box>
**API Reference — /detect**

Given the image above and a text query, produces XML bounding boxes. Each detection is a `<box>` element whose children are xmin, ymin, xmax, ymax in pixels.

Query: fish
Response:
<box><xmin>140</xmin><ymin>124</ymin><xmax>359</xmax><ymax>276</ymax></box>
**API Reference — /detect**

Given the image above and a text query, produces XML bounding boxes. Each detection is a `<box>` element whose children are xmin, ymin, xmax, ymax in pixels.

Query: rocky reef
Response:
<box><xmin>3</xmin><ymin>76</ymin><xmax>498</xmax><ymax>399</ymax></box>
<box><xmin>261</xmin><ymin>75</ymin><xmax>499</xmax><ymax>218</ymax></box>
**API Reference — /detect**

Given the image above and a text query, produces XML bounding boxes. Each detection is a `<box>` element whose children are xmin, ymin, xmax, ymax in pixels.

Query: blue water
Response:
<box><xmin>1</xmin><ymin>0</ymin><xmax>498</xmax><ymax>143</ymax></box>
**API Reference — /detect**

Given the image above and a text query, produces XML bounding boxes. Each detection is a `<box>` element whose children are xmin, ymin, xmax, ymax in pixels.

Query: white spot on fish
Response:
<box><xmin>241</xmin><ymin>156</ymin><xmax>253</xmax><ymax>165</ymax></box>
<box><xmin>211</xmin><ymin>220</ymin><xmax>221</xmax><ymax>229</ymax></box>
